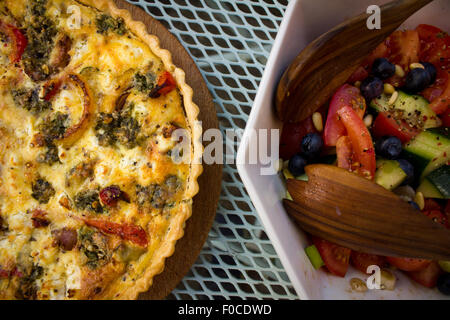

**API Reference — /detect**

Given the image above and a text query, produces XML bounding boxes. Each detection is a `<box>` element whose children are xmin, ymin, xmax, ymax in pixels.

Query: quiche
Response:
<box><xmin>0</xmin><ymin>0</ymin><xmax>202</xmax><ymax>299</ymax></box>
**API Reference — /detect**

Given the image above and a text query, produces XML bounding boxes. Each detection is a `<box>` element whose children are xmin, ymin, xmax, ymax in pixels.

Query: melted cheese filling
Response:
<box><xmin>0</xmin><ymin>0</ymin><xmax>191</xmax><ymax>300</ymax></box>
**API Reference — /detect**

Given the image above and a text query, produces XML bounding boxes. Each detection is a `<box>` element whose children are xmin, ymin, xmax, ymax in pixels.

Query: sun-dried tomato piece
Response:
<box><xmin>31</xmin><ymin>209</ymin><xmax>50</xmax><ymax>228</ymax></box>
<box><xmin>99</xmin><ymin>185</ymin><xmax>129</xmax><ymax>207</ymax></box>
<box><xmin>149</xmin><ymin>71</ymin><xmax>176</xmax><ymax>98</ymax></box>
<box><xmin>81</xmin><ymin>218</ymin><xmax>148</xmax><ymax>247</ymax></box>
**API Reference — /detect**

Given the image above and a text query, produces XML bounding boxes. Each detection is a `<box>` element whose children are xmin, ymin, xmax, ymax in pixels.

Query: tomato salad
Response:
<box><xmin>280</xmin><ymin>24</ymin><xmax>450</xmax><ymax>295</ymax></box>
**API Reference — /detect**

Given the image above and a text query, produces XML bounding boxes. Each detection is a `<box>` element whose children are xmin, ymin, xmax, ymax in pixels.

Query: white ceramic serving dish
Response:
<box><xmin>236</xmin><ymin>0</ymin><xmax>450</xmax><ymax>299</ymax></box>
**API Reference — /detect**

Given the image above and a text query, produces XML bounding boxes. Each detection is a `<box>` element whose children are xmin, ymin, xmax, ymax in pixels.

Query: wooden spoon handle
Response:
<box><xmin>276</xmin><ymin>0</ymin><xmax>434</xmax><ymax>123</ymax></box>
<box><xmin>284</xmin><ymin>165</ymin><xmax>450</xmax><ymax>260</ymax></box>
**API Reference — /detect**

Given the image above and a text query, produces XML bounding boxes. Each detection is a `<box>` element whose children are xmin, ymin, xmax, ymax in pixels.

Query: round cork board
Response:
<box><xmin>112</xmin><ymin>0</ymin><xmax>222</xmax><ymax>300</ymax></box>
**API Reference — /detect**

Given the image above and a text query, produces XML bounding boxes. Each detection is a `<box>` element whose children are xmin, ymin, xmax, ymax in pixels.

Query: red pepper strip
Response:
<box><xmin>0</xmin><ymin>269</ymin><xmax>9</xmax><ymax>278</ymax></box>
<box><xmin>81</xmin><ymin>218</ymin><xmax>149</xmax><ymax>247</ymax></box>
<box><xmin>337</xmin><ymin>106</ymin><xmax>376</xmax><ymax>180</ymax></box>
<box><xmin>0</xmin><ymin>267</ymin><xmax>23</xmax><ymax>279</ymax></box>
<box><xmin>156</xmin><ymin>71</ymin><xmax>177</xmax><ymax>96</ymax></box>
<box><xmin>0</xmin><ymin>22</ymin><xmax>27</xmax><ymax>63</ymax></box>
<box><xmin>42</xmin><ymin>79</ymin><xmax>63</xmax><ymax>101</ymax></box>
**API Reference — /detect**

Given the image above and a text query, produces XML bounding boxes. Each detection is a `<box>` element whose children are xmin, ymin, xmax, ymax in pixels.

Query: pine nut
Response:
<box><xmin>414</xmin><ymin>191</ymin><xmax>425</xmax><ymax>210</ymax></box>
<box><xmin>350</xmin><ymin>278</ymin><xmax>368</xmax><ymax>292</ymax></box>
<box><xmin>395</xmin><ymin>64</ymin><xmax>405</xmax><ymax>77</ymax></box>
<box><xmin>388</xmin><ymin>91</ymin><xmax>398</xmax><ymax>105</ymax></box>
<box><xmin>283</xmin><ymin>168</ymin><xmax>294</xmax><ymax>180</ymax></box>
<box><xmin>410</xmin><ymin>62</ymin><xmax>425</xmax><ymax>70</ymax></box>
<box><xmin>275</xmin><ymin>159</ymin><xmax>283</xmax><ymax>172</ymax></box>
<box><xmin>363</xmin><ymin>114</ymin><xmax>373</xmax><ymax>127</ymax></box>
<box><xmin>312</xmin><ymin>112</ymin><xmax>323</xmax><ymax>132</ymax></box>
<box><xmin>384</xmin><ymin>83</ymin><xmax>395</xmax><ymax>94</ymax></box>
<box><xmin>380</xmin><ymin>269</ymin><xmax>396</xmax><ymax>291</ymax></box>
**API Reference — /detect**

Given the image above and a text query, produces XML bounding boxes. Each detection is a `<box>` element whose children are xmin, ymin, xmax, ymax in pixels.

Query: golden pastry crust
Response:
<box><xmin>0</xmin><ymin>0</ymin><xmax>202</xmax><ymax>300</ymax></box>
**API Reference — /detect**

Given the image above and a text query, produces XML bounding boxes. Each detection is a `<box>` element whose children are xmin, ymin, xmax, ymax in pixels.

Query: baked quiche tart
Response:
<box><xmin>0</xmin><ymin>0</ymin><xmax>202</xmax><ymax>299</ymax></box>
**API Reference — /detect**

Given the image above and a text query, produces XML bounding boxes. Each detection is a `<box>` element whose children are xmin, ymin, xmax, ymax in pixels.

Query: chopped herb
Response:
<box><xmin>74</xmin><ymin>190</ymin><xmax>103</xmax><ymax>214</ymax></box>
<box><xmin>79</xmin><ymin>227</ymin><xmax>110</xmax><ymax>269</ymax></box>
<box><xmin>15</xmin><ymin>264</ymin><xmax>43</xmax><ymax>300</ymax></box>
<box><xmin>22</xmin><ymin>0</ymin><xmax>57</xmax><ymax>81</ymax></box>
<box><xmin>31</xmin><ymin>178</ymin><xmax>55</xmax><ymax>204</ymax></box>
<box><xmin>95</xmin><ymin>104</ymin><xmax>144</xmax><ymax>149</ymax></box>
<box><xmin>133</xmin><ymin>72</ymin><xmax>156</xmax><ymax>93</ymax></box>
<box><xmin>38</xmin><ymin>112</ymin><xmax>69</xmax><ymax>143</ymax></box>
<box><xmin>11</xmin><ymin>88</ymin><xmax>52</xmax><ymax>115</ymax></box>
<box><xmin>37</xmin><ymin>142</ymin><xmax>59</xmax><ymax>165</ymax></box>
<box><xmin>96</xmin><ymin>14</ymin><xmax>127</xmax><ymax>36</ymax></box>
<box><xmin>66</xmin><ymin>161</ymin><xmax>95</xmax><ymax>187</ymax></box>
<box><xmin>136</xmin><ymin>175</ymin><xmax>182</xmax><ymax>209</ymax></box>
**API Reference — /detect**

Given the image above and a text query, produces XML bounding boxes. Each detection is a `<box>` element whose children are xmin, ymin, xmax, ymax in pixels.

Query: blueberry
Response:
<box><xmin>301</xmin><ymin>133</ymin><xmax>323</xmax><ymax>159</ymax></box>
<box><xmin>403</xmin><ymin>68</ymin><xmax>431</xmax><ymax>94</ymax></box>
<box><xmin>360</xmin><ymin>76</ymin><xmax>384</xmax><ymax>101</ymax></box>
<box><xmin>288</xmin><ymin>154</ymin><xmax>308</xmax><ymax>176</ymax></box>
<box><xmin>375</xmin><ymin>136</ymin><xmax>402</xmax><ymax>159</ymax></box>
<box><xmin>371</xmin><ymin>58</ymin><xmax>395</xmax><ymax>79</ymax></box>
<box><xmin>437</xmin><ymin>274</ymin><xmax>450</xmax><ymax>296</ymax></box>
<box><xmin>397</xmin><ymin>159</ymin><xmax>415</xmax><ymax>185</ymax></box>
<box><xmin>421</xmin><ymin>62</ymin><xmax>437</xmax><ymax>85</ymax></box>
<box><xmin>408</xmin><ymin>201</ymin><xmax>420</xmax><ymax>211</ymax></box>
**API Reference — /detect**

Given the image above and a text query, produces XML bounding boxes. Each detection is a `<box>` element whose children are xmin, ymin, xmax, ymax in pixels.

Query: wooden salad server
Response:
<box><xmin>283</xmin><ymin>164</ymin><xmax>450</xmax><ymax>260</ymax></box>
<box><xmin>275</xmin><ymin>0</ymin><xmax>433</xmax><ymax>123</ymax></box>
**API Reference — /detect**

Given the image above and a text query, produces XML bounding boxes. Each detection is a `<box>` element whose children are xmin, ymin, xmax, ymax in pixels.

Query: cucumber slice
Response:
<box><xmin>370</xmin><ymin>91</ymin><xmax>440</xmax><ymax>129</ymax></box>
<box><xmin>305</xmin><ymin>245</ymin><xmax>324</xmax><ymax>269</ymax></box>
<box><xmin>283</xmin><ymin>168</ymin><xmax>294</xmax><ymax>180</ymax></box>
<box><xmin>417</xmin><ymin>178</ymin><xmax>444</xmax><ymax>199</ymax></box>
<box><xmin>375</xmin><ymin>159</ymin><xmax>407</xmax><ymax>190</ymax></box>
<box><xmin>438</xmin><ymin>261</ymin><xmax>450</xmax><ymax>273</ymax></box>
<box><xmin>426</xmin><ymin>165</ymin><xmax>450</xmax><ymax>199</ymax></box>
<box><xmin>285</xmin><ymin>191</ymin><xmax>293</xmax><ymax>201</ymax></box>
<box><xmin>402</xmin><ymin>128</ymin><xmax>450</xmax><ymax>179</ymax></box>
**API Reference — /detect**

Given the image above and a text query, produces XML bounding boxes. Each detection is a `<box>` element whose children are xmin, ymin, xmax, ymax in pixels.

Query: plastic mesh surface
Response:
<box><xmin>125</xmin><ymin>0</ymin><xmax>296</xmax><ymax>299</ymax></box>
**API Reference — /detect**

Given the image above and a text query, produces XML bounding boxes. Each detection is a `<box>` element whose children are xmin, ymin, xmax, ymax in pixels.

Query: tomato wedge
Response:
<box><xmin>312</xmin><ymin>237</ymin><xmax>351</xmax><ymax>277</ymax></box>
<box><xmin>336</xmin><ymin>106</ymin><xmax>376</xmax><ymax>180</ymax></box>
<box><xmin>422</xmin><ymin>209</ymin><xmax>449</xmax><ymax>228</ymax></box>
<box><xmin>421</xmin><ymin>199</ymin><xmax>449</xmax><ymax>229</ymax></box>
<box><xmin>441</xmin><ymin>107</ymin><xmax>450</xmax><ymax>127</ymax></box>
<box><xmin>386</xmin><ymin>256</ymin><xmax>431</xmax><ymax>272</ymax></box>
<box><xmin>347</xmin><ymin>41</ymin><xmax>390</xmax><ymax>83</ymax></box>
<box><xmin>0</xmin><ymin>22</ymin><xmax>27</xmax><ymax>63</ymax></box>
<box><xmin>383</xmin><ymin>30</ymin><xmax>420</xmax><ymax>87</ymax></box>
<box><xmin>350</xmin><ymin>251</ymin><xmax>387</xmax><ymax>274</ymax></box>
<box><xmin>323</xmin><ymin>84</ymin><xmax>366</xmax><ymax>147</ymax></box>
<box><xmin>416</xmin><ymin>24</ymin><xmax>450</xmax><ymax>67</ymax></box>
<box><xmin>416</xmin><ymin>24</ymin><xmax>450</xmax><ymax>114</ymax></box>
<box><xmin>279</xmin><ymin>117</ymin><xmax>316</xmax><ymax>159</ymax></box>
<box><xmin>81</xmin><ymin>218</ymin><xmax>149</xmax><ymax>247</ymax></box>
<box><xmin>424</xmin><ymin>198</ymin><xmax>443</xmax><ymax>211</ymax></box>
<box><xmin>406</xmin><ymin>261</ymin><xmax>443</xmax><ymax>288</ymax></box>
<box><xmin>336</xmin><ymin>136</ymin><xmax>353</xmax><ymax>170</ymax></box>
<box><xmin>385</xmin><ymin>30</ymin><xmax>420</xmax><ymax>72</ymax></box>
<box><xmin>372</xmin><ymin>111</ymin><xmax>420</xmax><ymax>143</ymax></box>
<box><xmin>421</xmin><ymin>66</ymin><xmax>450</xmax><ymax>114</ymax></box>
<box><xmin>445</xmin><ymin>200</ymin><xmax>450</xmax><ymax>217</ymax></box>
